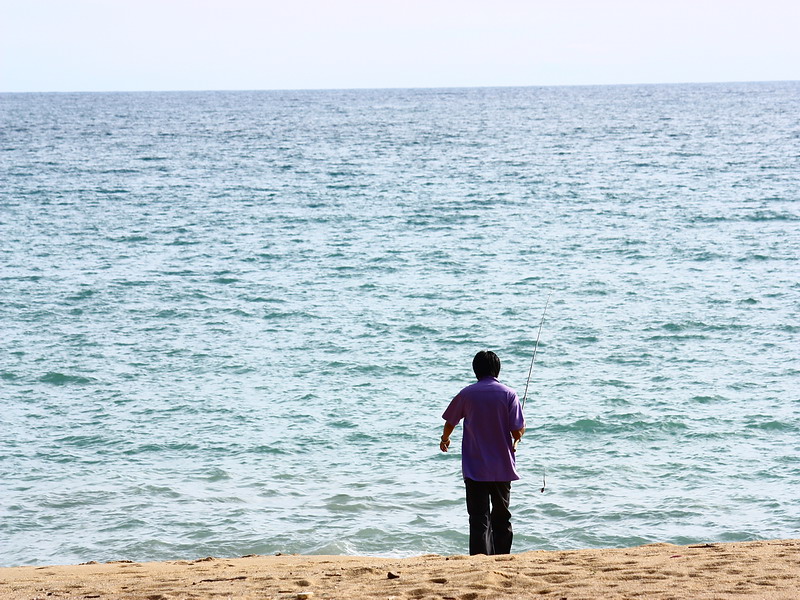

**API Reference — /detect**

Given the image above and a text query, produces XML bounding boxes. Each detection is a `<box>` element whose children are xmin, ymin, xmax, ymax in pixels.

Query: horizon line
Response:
<box><xmin>2</xmin><ymin>78</ymin><xmax>798</xmax><ymax>95</ymax></box>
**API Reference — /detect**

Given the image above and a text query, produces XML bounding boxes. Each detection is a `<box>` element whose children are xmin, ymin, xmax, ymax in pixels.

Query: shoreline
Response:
<box><xmin>2</xmin><ymin>539</ymin><xmax>799</xmax><ymax>599</ymax></box>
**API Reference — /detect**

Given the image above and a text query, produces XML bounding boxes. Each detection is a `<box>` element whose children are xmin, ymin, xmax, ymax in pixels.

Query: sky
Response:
<box><xmin>1</xmin><ymin>0</ymin><xmax>798</xmax><ymax>92</ymax></box>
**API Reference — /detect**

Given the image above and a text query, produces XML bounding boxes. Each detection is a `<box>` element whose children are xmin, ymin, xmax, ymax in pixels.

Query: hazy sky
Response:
<box><xmin>2</xmin><ymin>0</ymin><xmax>798</xmax><ymax>92</ymax></box>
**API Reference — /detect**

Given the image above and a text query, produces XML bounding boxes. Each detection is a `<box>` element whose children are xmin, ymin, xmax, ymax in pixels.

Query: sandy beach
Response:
<box><xmin>2</xmin><ymin>539</ymin><xmax>798</xmax><ymax>599</ymax></box>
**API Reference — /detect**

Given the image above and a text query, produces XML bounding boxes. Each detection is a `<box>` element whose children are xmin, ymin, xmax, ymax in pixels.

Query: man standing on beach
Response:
<box><xmin>440</xmin><ymin>350</ymin><xmax>525</xmax><ymax>555</ymax></box>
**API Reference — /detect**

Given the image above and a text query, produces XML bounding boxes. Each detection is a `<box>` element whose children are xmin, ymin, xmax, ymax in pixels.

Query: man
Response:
<box><xmin>440</xmin><ymin>350</ymin><xmax>525</xmax><ymax>555</ymax></box>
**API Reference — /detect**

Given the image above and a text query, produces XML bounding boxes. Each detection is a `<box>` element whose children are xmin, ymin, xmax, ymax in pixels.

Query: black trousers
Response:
<box><xmin>464</xmin><ymin>478</ymin><xmax>513</xmax><ymax>555</ymax></box>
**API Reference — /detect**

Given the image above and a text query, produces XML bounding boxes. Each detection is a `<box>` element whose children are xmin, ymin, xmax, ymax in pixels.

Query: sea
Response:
<box><xmin>1</xmin><ymin>82</ymin><xmax>799</xmax><ymax>567</ymax></box>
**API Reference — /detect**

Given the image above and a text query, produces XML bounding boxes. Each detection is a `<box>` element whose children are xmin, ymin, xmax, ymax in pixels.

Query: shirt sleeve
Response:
<box><xmin>508</xmin><ymin>393</ymin><xmax>525</xmax><ymax>431</ymax></box>
<box><xmin>442</xmin><ymin>393</ymin><xmax>465</xmax><ymax>426</ymax></box>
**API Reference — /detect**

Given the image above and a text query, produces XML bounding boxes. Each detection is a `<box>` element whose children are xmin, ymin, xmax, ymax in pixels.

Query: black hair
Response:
<box><xmin>472</xmin><ymin>350</ymin><xmax>501</xmax><ymax>379</ymax></box>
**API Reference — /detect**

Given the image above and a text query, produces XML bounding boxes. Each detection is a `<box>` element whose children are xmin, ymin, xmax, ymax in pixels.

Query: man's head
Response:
<box><xmin>472</xmin><ymin>350</ymin><xmax>501</xmax><ymax>380</ymax></box>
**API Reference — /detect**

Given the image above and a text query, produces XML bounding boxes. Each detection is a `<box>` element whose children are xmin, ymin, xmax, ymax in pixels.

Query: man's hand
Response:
<box><xmin>511</xmin><ymin>427</ymin><xmax>525</xmax><ymax>453</ymax></box>
<box><xmin>440</xmin><ymin>422</ymin><xmax>456</xmax><ymax>452</ymax></box>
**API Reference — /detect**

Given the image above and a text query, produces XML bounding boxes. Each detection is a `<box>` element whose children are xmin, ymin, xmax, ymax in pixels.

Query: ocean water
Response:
<box><xmin>1</xmin><ymin>82</ymin><xmax>799</xmax><ymax>567</ymax></box>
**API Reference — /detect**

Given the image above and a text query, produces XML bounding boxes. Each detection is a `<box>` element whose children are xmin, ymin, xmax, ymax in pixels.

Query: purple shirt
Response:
<box><xmin>442</xmin><ymin>377</ymin><xmax>525</xmax><ymax>482</ymax></box>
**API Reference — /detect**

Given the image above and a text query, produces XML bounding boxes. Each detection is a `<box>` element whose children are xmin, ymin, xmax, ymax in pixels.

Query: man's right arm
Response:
<box><xmin>440</xmin><ymin>421</ymin><xmax>456</xmax><ymax>452</ymax></box>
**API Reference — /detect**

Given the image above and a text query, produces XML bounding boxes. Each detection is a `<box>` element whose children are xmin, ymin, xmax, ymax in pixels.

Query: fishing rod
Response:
<box><xmin>513</xmin><ymin>293</ymin><xmax>551</xmax><ymax>494</ymax></box>
<box><xmin>521</xmin><ymin>292</ymin><xmax>551</xmax><ymax>411</ymax></box>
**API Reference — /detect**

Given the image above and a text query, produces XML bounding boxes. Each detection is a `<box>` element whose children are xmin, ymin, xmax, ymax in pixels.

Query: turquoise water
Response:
<box><xmin>1</xmin><ymin>83</ymin><xmax>799</xmax><ymax>567</ymax></box>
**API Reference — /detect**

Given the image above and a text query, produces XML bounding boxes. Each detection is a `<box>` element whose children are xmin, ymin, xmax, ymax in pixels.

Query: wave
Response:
<box><xmin>66</xmin><ymin>289</ymin><xmax>96</xmax><ymax>301</ymax></box>
<box><xmin>745</xmin><ymin>419</ymin><xmax>797</xmax><ymax>432</ymax></box>
<box><xmin>108</xmin><ymin>235</ymin><xmax>148</xmax><ymax>243</ymax></box>
<box><xmin>38</xmin><ymin>372</ymin><xmax>95</xmax><ymax>385</ymax></box>
<box><xmin>548</xmin><ymin>416</ymin><xmax>688</xmax><ymax>435</ymax></box>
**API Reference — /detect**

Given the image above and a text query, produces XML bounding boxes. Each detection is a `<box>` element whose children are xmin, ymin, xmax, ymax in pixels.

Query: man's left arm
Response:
<box><xmin>511</xmin><ymin>427</ymin><xmax>525</xmax><ymax>452</ymax></box>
